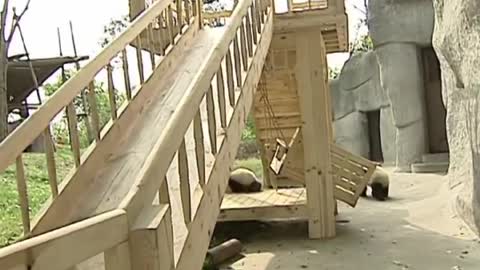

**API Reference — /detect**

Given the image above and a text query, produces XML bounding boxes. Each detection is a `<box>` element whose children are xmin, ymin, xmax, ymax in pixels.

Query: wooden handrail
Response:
<box><xmin>120</xmin><ymin>0</ymin><xmax>268</xmax><ymax>222</ymax></box>
<box><xmin>0</xmin><ymin>209</ymin><xmax>127</xmax><ymax>270</ymax></box>
<box><xmin>0</xmin><ymin>0</ymin><xmax>171</xmax><ymax>173</ymax></box>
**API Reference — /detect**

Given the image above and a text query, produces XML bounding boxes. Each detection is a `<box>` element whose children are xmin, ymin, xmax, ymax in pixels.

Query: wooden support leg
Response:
<box><xmin>104</xmin><ymin>242</ymin><xmax>132</xmax><ymax>270</ymax></box>
<box><xmin>129</xmin><ymin>205</ymin><xmax>174</xmax><ymax>270</ymax></box>
<box><xmin>296</xmin><ymin>30</ymin><xmax>336</xmax><ymax>239</ymax></box>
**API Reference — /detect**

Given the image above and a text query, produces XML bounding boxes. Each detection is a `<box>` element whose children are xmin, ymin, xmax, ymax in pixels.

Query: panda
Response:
<box><xmin>225</xmin><ymin>167</ymin><xmax>262</xmax><ymax>193</ymax></box>
<box><xmin>361</xmin><ymin>164</ymin><xmax>390</xmax><ymax>201</ymax></box>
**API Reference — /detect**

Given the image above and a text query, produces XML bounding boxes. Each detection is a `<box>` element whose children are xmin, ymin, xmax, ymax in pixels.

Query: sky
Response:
<box><xmin>5</xmin><ymin>0</ymin><xmax>367</xmax><ymax>70</ymax></box>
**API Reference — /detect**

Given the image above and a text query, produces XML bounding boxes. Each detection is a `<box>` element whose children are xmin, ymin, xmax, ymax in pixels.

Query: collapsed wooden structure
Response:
<box><xmin>0</xmin><ymin>0</ymin><xmax>376</xmax><ymax>269</ymax></box>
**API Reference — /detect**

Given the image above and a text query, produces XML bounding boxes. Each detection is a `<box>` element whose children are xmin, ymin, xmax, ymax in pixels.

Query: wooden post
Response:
<box><xmin>104</xmin><ymin>242</ymin><xmax>132</xmax><ymax>270</ymax></box>
<box><xmin>129</xmin><ymin>205</ymin><xmax>174</xmax><ymax>270</ymax></box>
<box><xmin>295</xmin><ymin>30</ymin><xmax>335</xmax><ymax>239</ymax></box>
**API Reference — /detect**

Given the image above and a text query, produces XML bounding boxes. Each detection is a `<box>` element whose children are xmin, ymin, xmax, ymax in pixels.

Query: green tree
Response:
<box><xmin>43</xmin><ymin>70</ymin><xmax>125</xmax><ymax>148</ymax></box>
<box><xmin>99</xmin><ymin>15</ymin><xmax>130</xmax><ymax>48</ymax></box>
<box><xmin>241</xmin><ymin>114</ymin><xmax>257</xmax><ymax>142</ymax></box>
<box><xmin>350</xmin><ymin>34</ymin><xmax>373</xmax><ymax>54</ymax></box>
<box><xmin>329</xmin><ymin>67</ymin><xmax>340</xmax><ymax>79</ymax></box>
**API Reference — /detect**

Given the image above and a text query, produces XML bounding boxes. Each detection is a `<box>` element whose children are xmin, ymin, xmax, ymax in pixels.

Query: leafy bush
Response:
<box><xmin>241</xmin><ymin>114</ymin><xmax>257</xmax><ymax>142</ymax></box>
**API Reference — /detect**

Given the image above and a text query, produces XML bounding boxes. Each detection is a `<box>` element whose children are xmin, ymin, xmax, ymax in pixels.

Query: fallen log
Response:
<box><xmin>205</xmin><ymin>239</ymin><xmax>243</xmax><ymax>268</ymax></box>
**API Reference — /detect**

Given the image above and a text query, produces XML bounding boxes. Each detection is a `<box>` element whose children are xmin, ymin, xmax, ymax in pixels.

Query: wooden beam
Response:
<box><xmin>219</xmin><ymin>204</ymin><xmax>307</xmax><ymax>221</ymax></box>
<box><xmin>296</xmin><ymin>30</ymin><xmax>335</xmax><ymax>239</ymax></box>
<box><xmin>0</xmin><ymin>210</ymin><xmax>128</xmax><ymax>270</ymax></box>
<box><xmin>104</xmin><ymin>242</ymin><xmax>132</xmax><ymax>270</ymax></box>
<box><xmin>129</xmin><ymin>205</ymin><xmax>174</xmax><ymax>270</ymax></box>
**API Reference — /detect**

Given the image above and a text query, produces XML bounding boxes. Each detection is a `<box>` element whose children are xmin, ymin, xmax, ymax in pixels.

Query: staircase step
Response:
<box><xmin>411</xmin><ymin>162</ymin><xmax>449</xmax><ymax>173</ymax></box>
<box><xmin>422</xmin><ymin>152</ymin><xmax>449</xmax><ymax>163</ymax></box>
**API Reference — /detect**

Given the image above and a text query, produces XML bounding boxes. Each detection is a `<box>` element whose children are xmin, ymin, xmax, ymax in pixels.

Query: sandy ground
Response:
<box><xmin>215</xmin><ymin>172</ymin><xmax>480</xmax><ymax>270</ymax></box>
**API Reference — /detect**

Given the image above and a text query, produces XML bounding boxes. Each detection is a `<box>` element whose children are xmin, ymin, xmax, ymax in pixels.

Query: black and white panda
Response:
<box><xmin>361</xmin><ymin>164</ymin><xmax>390</xmax><ymax>201</ymax></box>
<box><xmin>225</xmin><ymin>167</ymin><xmax>262</xmax><ymax>193</ymax></box>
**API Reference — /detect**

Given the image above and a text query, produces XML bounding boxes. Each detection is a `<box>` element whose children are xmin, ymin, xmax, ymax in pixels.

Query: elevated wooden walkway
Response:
<box><xmin>0</xmin><ymin>0</ymin><xmax>371</xmax><ymax>269</ymax></box>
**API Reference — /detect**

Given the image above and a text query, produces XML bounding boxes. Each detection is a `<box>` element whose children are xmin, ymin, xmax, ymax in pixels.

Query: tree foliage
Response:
<box><xmin>350</xmin><ymin>34</ymin><xmax>373</xmax><ymax>54</ymax></box>
<box><xmin>43</xmin><ymin>70</ymin><xmax>125</xmax><ymax>148</ymax></box>
<box><xmin>99</xmin><ymin>15</ymin><xmax>130</xmax><ymax>48</ymax></box>
<box><xmin>329</xmin><ymin>67</ymin><xmax>340</xmax><ymax>80</ymax></box>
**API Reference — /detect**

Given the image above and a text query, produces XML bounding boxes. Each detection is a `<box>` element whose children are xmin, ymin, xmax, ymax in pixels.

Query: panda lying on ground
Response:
<box><xmin>226</xmin><ymin>167</ymin><xmax>263</xmax><ymax>193</ymax></box>
<box><xmin>361</xmin><ymin>164</ymin><xmax>390</xmax><ymax>201</ymax></box>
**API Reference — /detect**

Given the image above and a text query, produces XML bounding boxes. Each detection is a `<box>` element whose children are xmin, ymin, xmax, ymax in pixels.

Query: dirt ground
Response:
<box><xmin>215</xmin><ymin>172</ymin><xmax>480</xmax><ymax>270</ymax></box>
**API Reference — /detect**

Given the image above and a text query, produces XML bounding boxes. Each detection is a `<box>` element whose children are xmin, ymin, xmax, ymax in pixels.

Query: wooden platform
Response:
<box><xmin>219</xmin><ymin>188</ymin><xmax>307</xmax><ymax>221</ymax></box>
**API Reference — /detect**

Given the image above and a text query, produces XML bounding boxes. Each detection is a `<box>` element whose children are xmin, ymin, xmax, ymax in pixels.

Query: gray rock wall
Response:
<box><xmin>363</xmin><ymin>0</ymin><xmax>434</xmax><ymax>172</ymax></box>
<box><xmin>368</xmin><ymin>0</ymin><xmax>434</xmax><ymax>47</ymax></box>
<box><xmin>432</xmin><ymin>0</ymin><xmax>480</xmax><ymax>234</ymax></box>
<box><xmin>331</xmin><ymin>52</ymin><xmax>395</xmax><ymax>164</ymax></box>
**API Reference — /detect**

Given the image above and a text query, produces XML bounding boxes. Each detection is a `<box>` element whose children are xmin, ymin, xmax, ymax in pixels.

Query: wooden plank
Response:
<box><xmin>87</xmin><ymin>82</ymin><xmax>101</xmax><ymax>141</ymax></box>
<box><xmin>219</xmin><ymin>204</ymin><xmax>307</xmax><ymax>221</ymax></box>
<box><xmin>43</xmin><ymin>128</ymin><xmax>58</xmax><ymax>197</ymax></box>
<box><xmin>159</xmin><ymin>176</ymin><xmax>171</xmax><ymax>204</ymax></box>
<box><xmin>331</xmin><ymin>143</ymin><xmax>375</xmax><ymax>169</ymax></box>
<box><xmin>0</xmin><ymin>210</ymin><xmax>127</xmax><ymax>270</ymax></box>
<box><xmin>130</xmin><ymin>205</ymin><xmax>174</xmax><ymax>270</ymax></box>
<box><xmin>193</xmin><ymin>111</ymin><xmax>206</xmax><ymax>187</ymax></box>
<box><xmin>225</xmin><ymin>49</ymin><xmax>236</xmax><ymax>107</ymax></box>
<box><xmin>0</xmin><ymin>0</ymin><xmax>173</xmax><ymax>173</ymax></box>
<box><xmin>175</xmin><ymin>8</ymin><xmax>273</xmax><ymax>270</ymax></box>
<box><xmin>296</xmin><ymin>29</ymin><xmax>335</xmax><ymax>239</ymax></box>
<box><xmin>107</xmin><ymin>65</ymin><xmax>118</xmax><ymax>120</ymax></box>
<box><xmin>331</xmin><ymin>154</ymin><xmax>366</xmax><ymax>176</ymax></box>
<box><xmin>178</xmin><ymin>138</ymin><xmax>192</xmax><ymax>224</ymax></box>
<box><xmin>233</xmin><ymin>36</ymin><xmax>242</xmax><ymax>87</ymax></box>
<box><xmin>135</xmin><ymin>37</ymin><xmax>145</xmax><ymax>84</ymax></box>
<box><xmin>154</xmin><ymin>25</ymin><xmax>166</xmax><ymax>56</ymax></box>
<box><xmin>206</xmin><ymin>85</ymin><xmax>217</xmax><ymax>155</ymax></box>
<box><xmin>216</xmin><ymin>67</ymin><xmax>227</xmax><ymax>128</ymax></box>
<box><xmin>197</xmin><ymin>0</ymin><xmax>203</xmax><ymax>28</ymax></box>
<box><xmin>334</xmin><ymin>187</ymin><xmax>354</xmax><ymax>206</ymax></box>
<box><xmin>147</xmin><ymin>26</ymin><xmax>157</xmax><ymax>69</ymax></box>
<box><xmin>66</xmin><ymin>102</ymin><xmax>81</xmax><ymax>167</ymax></box>
<box><xmin>245</xmin><ymin>14</ymin><xmax>253</xmax><ymax>57</ymax></box>
<box><xmin>167</xmin><ymin>6</ymin><xmax>175</xmax><ymax>45</ymax></box>
<box><xmin>184</xmin><ymin>0</ymin><xmax>191</xmax><ymax>23</ymax></box>
<box><xmin>239</xmin><ymin>23</ymin><xmax>248</xmax><ymax>71</ymax></box>
<box><xmin>121</xmin><ymin>49</ymin><xmax>133</xmax><ymax>101</ymax></box>
<box><xmin>250</xmin><ymin>5</ymin><xmax>258</xmax><ymax>45</ymax></box>
<box><xmin>15</xmin><ymin>156</ymin><xmax>30</xmax><ymax>235</ymax></box>
<box><xmin>176</xmin><ymin>0</ymin><xmax>183</xmax><ymax>33</ymax></box>
<box><xmin>254</xmin><ymin>0</ymin><xmax>262</xmax><ymax>33</ymax></box>
<box><xmin>104</xmin><ymin>242</ymin><xmax>132</xmax><ymax>270</ymax></box>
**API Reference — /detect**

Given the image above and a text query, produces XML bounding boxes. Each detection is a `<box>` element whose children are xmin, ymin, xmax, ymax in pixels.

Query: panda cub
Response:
<box><xmin>226</xmin><ymin>167</ymin><xmax>262</xmax><ymax>193</ymax></box>
<box><xmin>361</xmin><ymin>165</ymin><xmax>390</xmax><ymax>201</ymax></box>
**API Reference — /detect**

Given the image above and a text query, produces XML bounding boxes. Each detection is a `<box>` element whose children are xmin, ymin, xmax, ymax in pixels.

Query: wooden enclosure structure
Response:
<box><xmin>0</xmin><ymin>0</ymin><xmax>376</xmax><ymax>269</ymax></box>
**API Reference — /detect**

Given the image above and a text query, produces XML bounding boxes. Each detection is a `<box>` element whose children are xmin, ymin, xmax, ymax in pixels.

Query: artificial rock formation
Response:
<box><xmin>432</xmin><ymin>0</ymin><xmax>480</xmax><ymax>233</ymax></box>
<box><xmin>331</xmin><ymin>51</ymin><xmax>396</xmax><ymax>164</ymax></box>
<box><xmin>367</xmin><ymin>0</ymin><xmax>435</xmax><ymax>171</ymax></box>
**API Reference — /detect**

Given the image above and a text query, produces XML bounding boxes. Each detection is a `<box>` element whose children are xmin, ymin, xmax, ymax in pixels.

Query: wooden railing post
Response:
<box><xmin>129</xmin><ymin>205</ymin><xmax>174</xmax><ymax>270</ymax></box>
<box><xmin>197</xmin><ymin>0</ymin><xmax>204</xmax><ymax>29</ymax></box>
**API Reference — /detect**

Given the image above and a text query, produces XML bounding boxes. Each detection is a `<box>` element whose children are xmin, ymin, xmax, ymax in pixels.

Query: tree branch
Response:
<box><xmin>6</xmin><ymin>0</ymin><xmax>31</xmax><ymax>47</ymax></box>
<box><xmin>0</xmin><ymin>0</ymin><xmax>11</xmax><ymax>41</ymax></box>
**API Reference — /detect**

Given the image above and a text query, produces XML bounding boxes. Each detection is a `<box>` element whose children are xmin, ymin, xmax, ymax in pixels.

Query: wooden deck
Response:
<box><xmin>219</xmin><ymin>188</ymin><xmax>308</xmax><ymax>221</ymax></box>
